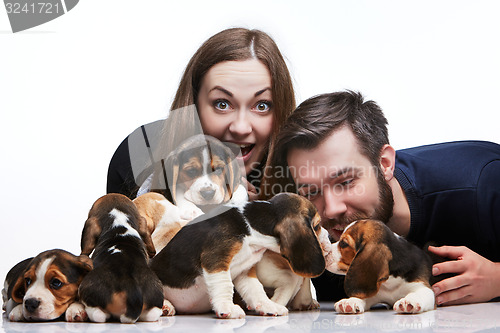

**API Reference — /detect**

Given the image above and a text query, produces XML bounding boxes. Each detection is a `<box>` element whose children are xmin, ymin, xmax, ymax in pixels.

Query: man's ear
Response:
<box><xmin>379</xmin><ymin>144</ymin><xmax>396</xmax><ymax>181</ymax></box>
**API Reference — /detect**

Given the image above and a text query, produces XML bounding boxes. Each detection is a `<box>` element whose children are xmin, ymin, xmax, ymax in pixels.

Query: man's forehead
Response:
<box><xmin>287</xmin><ymin>135</ymin><xmax>366</xmax><ymax>183</ymax></box>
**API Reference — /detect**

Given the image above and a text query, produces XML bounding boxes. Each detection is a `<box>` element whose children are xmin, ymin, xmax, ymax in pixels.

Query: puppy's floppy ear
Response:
<box><xmin>8</xmin><ymin>258</ymin><xmax>33</xmax><ymax>304</ymax></box>
<box><xmin>275</xmin><ymin>217</ymin><xmax>325</xmax><ymax>278</ymax></box>
<box><xmin>344</xmin><ymin>242</ymin><xmax>391</xmax><ymax>298</ymax></box>
<box><xmin>164</xmin><ymin>152</ymin><xmax>179</xmax><ymax>205</ymax></box>
<box><xmin>80</xmin><ymin>216</ymin><xmax>102</xmax><ymax>256</ymax></box>
<box><xmin>137</xmin><ymin>215</ymin><xmax>156</xmax><ymax>258</ymax></box>
<box><xmin>75</xmin><ymin>255</ymin><xmax>93</xmax><ymax>274</ymax></box>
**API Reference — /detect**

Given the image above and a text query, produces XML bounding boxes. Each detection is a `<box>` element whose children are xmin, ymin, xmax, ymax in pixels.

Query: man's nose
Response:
<box><xmin>322</xmin><ymin>186</ymin><xmax>347</xmax><ymax>219</ymax></box>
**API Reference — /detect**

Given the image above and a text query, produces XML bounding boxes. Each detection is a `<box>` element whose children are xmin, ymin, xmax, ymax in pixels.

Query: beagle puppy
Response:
<box><xmin>133</xmin><ymin>192</ymin><xmax>191</xmax><ymax>253</ymax></box>
<box><xmin>164</xmin><ymin>134</ymin><xmax>248</xmax><ymax>219</ymax></box>
<box><xmin>328</xmin><ymin>219</ymin><xmax>435</xmax><ymax>314</ymax></box>
<box><xmin>150</xmin><ymin>192</ymin><xmax>326</xmax><ymax>319</ymax></box>
<box><xmin>255</xmin><ymin>226</ymin><xmax>333</xmax><ymax>310</ymax></box>
<box><xmin>2</xmin><ymin>249</ymin><xmax>92</xmax><ymax>322</ymax></box>
<box><xmin>79</xmin><ymin>193</ymin><xmax>166</xmax><ymax>323</ymax></box>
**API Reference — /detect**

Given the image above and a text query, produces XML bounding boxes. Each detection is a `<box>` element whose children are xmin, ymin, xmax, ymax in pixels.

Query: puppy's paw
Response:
<box><xmin>86</xmin><ymin>306</ymin><xmax>110</xmax><ymax>323</ymax></box>
<box><xmin>393</xmin><ymin>295</ymin><xmax>426</xmax><ymax>313</ymax></box>
<box><xmin>290</xmin><ymin>298</ymin><xmax>320</xmax><ymax>311</ymax></box>
<box><xmin>8</xmin><ymin>304</ymin><xmax>24</xmax><ymax>321</ymax></box>
<box><xmin>179</xmin><ymin>204</ymin><xmax>204</xmax><ymax>221</ymax></box>
<box><xmin>65</xmin><ymin>302</ymin><xmax>88</xmax><ymax>322</ymax></box>
<box><xmin>140</xmin><ymin>307</ymin><xmax>163</xmax><ymax>322</ymax></box>
<box><xmin>334</xmin><ymin>298</ymin><xmax>366</xmax><ymax>314</ymax></box>
<box><xmin>162</xmin><ymin>299</ymin><xmax>176</xmax><ymax>316</ymax></box>
<box><xmin>251</xmin><ymin>300</ymin><xmax>289</xmax><ymax>316</ymax></box>
<box><xmin>215</xmin><ymin>303</ymin><xmax>246</xmax><ymax>319</ymax></box>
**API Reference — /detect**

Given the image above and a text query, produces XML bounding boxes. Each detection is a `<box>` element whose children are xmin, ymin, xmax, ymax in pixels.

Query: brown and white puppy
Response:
<box><xmin>328</xmin><ymin>219</ymin><xmax>435</xmax><ymax>314</ymax></box>
<box><xmin>79</xmin><ymin>193</ymin><xmax>165</xmax><ymax>323</ymax></box>
<box><xmin>164</xmin><ymin>134</ymin><xmax>248</xmax><ymax>218</ymax></box>
<box><xmin>2</xmin><ymin>249</ymin><xmax>92</xmax><ymax>322</ymax></box>
<box><xmin>133</xmin><ymin>192</ymin><xmax>191</xmax><ymax>253</ymax></box>
<box><xmin>255</xmin><ymin>226</ymin><xmax>333</xmax><ymax>310</ymax></box>
<box><xmin>150</xmin><ymin>192</ymin><xmax>326</xmax><ymax>319</ymax></box>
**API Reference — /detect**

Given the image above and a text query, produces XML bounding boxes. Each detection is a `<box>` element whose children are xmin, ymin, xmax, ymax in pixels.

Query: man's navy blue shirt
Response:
<box><xmin>395</xmin><ymin>140</ymin><xmax>500</xmax><ymax>261</ymax></box>
<box><xmin>313</xmin><ymin>140</ymin><xmax>500</xmax><ymax>301</ymax></box>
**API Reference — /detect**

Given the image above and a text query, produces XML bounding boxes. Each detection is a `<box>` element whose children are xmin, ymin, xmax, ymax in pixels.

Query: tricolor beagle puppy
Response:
<box><xmin>78</xmin><ymin>193</ymin><xmax>166</xmax><ymax>323</ymax></box>
<box><xmin>255</xmin><ymin>226</ymin><xmax>333</xmax><ymax>311</ymax></box>
<box><xmin>133</xmin><ymin>192</ymin><xmax>191</xmax><ymax>253</ymax></box>
<box><xmin>164</xmin><ymin>134</ymin><xmax>248</xmax><ymax>218</ymax></box>
<box><xmin>2</xmin><ymin>249</ymin><xmax>92</xmax><ymax>322</ymax></box>
<box><xmin>328</xmin><ymin>219</ymin><xmax>435</xmax><ymax>314</ymax></box>
<box><xmin>150</xmin><ymin>192</ymin><xmax>326</xmax><ymax>319</ymax></box>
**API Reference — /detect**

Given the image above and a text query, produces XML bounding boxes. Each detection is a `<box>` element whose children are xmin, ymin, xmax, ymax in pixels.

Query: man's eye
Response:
<box><xmin>341</xmin><ymin>179</ymin><xmax>354</xmax><ymax>187</ymax></box>
<box><xmin>214</xmin><ymin>100</ymin><xmax>230</xmax><ymax>111</ymax></box>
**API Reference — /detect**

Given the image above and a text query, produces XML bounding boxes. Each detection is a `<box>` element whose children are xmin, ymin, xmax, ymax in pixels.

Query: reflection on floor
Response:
<box><xmin>2</xmin><ymin>302</ymin><xmax>500</xmax><ymax>332</ymax></box>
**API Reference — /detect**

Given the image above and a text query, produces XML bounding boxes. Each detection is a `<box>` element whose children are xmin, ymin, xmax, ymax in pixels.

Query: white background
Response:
<box><xmin>1</xmin><ymin>0</ymin><xmax>499</xmax><ymax>284</ymax></box>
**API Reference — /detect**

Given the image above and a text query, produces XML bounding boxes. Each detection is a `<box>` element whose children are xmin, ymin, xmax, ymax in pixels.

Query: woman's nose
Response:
<box><xmin>228</xmin><ymin>111</ymin><xmax>252</xmax><ymax>137</ymax></box>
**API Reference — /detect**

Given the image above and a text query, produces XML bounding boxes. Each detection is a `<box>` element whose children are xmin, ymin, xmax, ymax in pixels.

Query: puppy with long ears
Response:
<box><xmin>79</xmin><ymin>193</ymin><xmax>167</xmax><ymax>323</ymax></box>
<box><xmin>328</xmin><ymin>219</ymin><xmax>435</xmax><ymax>314</ymax></box>
<box><xmin>163</xmin><ymin>134</ymin><xmax>248</xmax><ymax>218</ymax></box>
<box><xmin>255</xmin><ymin>226</ymin><xmax>333</xmax><ymax>311</ymax></box>
<box><xmin>150</xmin><ymin>192</ymin><xmax>326</xmax><ymax>319</ymax></box>
<box><xmin>2</xmin><ymin>249</ymin><xmax>92</xmax><ymax>322</ymax></box>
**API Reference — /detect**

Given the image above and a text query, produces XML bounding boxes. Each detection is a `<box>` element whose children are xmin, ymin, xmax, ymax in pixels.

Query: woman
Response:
<box><xmin>107</xmin><ymin>28</ymin><xmax>295</xmax><ymax>201</ymax></box>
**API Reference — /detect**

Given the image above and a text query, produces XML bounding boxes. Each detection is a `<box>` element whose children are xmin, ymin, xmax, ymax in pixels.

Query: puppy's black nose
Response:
<box><xmin>200</xmin><ymin>188</ymin><xmax>216</xmax><ymax>200</ymax></box>
<box><xmin>24</xmin><ymin>298</ymin><xmax>40</xmax><ymax>313</ymax></box>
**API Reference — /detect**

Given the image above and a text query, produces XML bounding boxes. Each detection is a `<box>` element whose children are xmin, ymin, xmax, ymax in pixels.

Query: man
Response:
<box><xmin>261</xmin><ymin>91</ymin><xmax>500</xmax><ymax>306</ymax></box>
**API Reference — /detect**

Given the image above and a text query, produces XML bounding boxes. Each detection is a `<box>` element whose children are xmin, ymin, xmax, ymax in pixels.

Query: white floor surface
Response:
<box><xmin>2</xmin><ymin>302</ymin><xmax>500</xmax><ymax>332</ymax></box>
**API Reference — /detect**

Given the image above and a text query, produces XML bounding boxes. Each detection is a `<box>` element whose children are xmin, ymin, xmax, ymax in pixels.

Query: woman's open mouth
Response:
<box><xmin>238</xmin><ymin>144</ymin><xmax>255</xmax><ymax>157</ymax></box>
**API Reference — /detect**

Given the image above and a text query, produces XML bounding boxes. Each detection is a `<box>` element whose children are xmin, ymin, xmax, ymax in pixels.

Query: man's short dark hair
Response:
<box><xmin>260</xmin><ymin>90</ymin><xmax>389</xmax><ymax>198</ymax></box>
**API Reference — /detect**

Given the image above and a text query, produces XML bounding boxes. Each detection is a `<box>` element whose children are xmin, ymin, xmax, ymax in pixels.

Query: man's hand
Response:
<box><xmin>429</xmin><ymin>245</ymin><xmax>500</xmax><ymax>306</ymax></box>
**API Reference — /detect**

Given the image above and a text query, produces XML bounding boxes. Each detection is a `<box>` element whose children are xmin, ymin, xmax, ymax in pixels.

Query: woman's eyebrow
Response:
<box><xmin>255</xmin><ymin>87</ymin><xmax>271</xmax><ymax>97</ymax></box>
<box><xmin>209</xmin><ymin>86</ymin><xmax>233</xmax><ymax>97</ymax></box>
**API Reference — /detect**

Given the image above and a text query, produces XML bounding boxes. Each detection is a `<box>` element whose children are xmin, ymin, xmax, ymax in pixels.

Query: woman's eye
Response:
<box><xmin>255</xmin><ymin>101</ymin><xmax>271</xmax><ymax>112</ymax></box>
<box><xmin>214</xmin><ymin>100</ymin><xmax>230</xmax><ymax>111</ymax></box>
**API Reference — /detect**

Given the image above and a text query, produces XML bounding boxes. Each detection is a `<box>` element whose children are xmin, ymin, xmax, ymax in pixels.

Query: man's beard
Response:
<box><xmin>372</xmin><ymin>169</ymin><xmax>394</xmax><ymax>223</ymax></box>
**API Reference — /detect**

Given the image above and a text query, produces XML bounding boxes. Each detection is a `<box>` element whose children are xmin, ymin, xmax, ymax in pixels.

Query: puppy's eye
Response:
<box><xmin>185</xmin><ymin>168</ymin><xmax>199</xmax><ymax>178</ymax></box>
<box><xmin>25</xmin><ymin>277</ymin><xmax>32</xmax><ymax>287</ymax></box>
<box><xmin>49</xmin><ymin>278</ymin><xmax>63</xmax><ymax>290</ymax></box>
<box><xmin>213</xmin><ymin>166</ymin><xmax>224</xmax><ymax>175</ymax></box>
<box><xmin>339</xmin><ymin>240</ymin><xmax>349</xmax><ymax>249</ymax></box>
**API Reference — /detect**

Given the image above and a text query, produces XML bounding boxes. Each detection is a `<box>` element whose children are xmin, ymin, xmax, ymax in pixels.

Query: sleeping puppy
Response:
<box><xmin>150</xmin><ymin>192</ymin><xmax>326</xmax><ymax>319</ymax></box>
<box><xmin>164</xmin><ymin>134</ymin><xmax>248</xmax><ymax>218</ymax></box>
<box><xmin>79</xmin><ymin>193</ymin><xmax>165</xmax><ymax>323</ymax></box>
<box><xmin>2</xmin><ymin>249</ymin><xmax>92</xmax><ymax>322</ymax></box>
<box><xmin>328</xmin><ymin>219</ymin><xmax>435</xmax><ymax>314</ymax></box>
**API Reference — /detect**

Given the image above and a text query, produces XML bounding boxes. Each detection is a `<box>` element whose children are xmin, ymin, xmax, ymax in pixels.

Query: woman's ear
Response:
<box><xmin>379</xmin><ymin>144</ymin><xmax>396</xmax><ymax>181</ymax></box>
<box><xmin>344</xmin><ymin>242</ymin><xmax>391</xmax><ymax>298</ymax></box>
